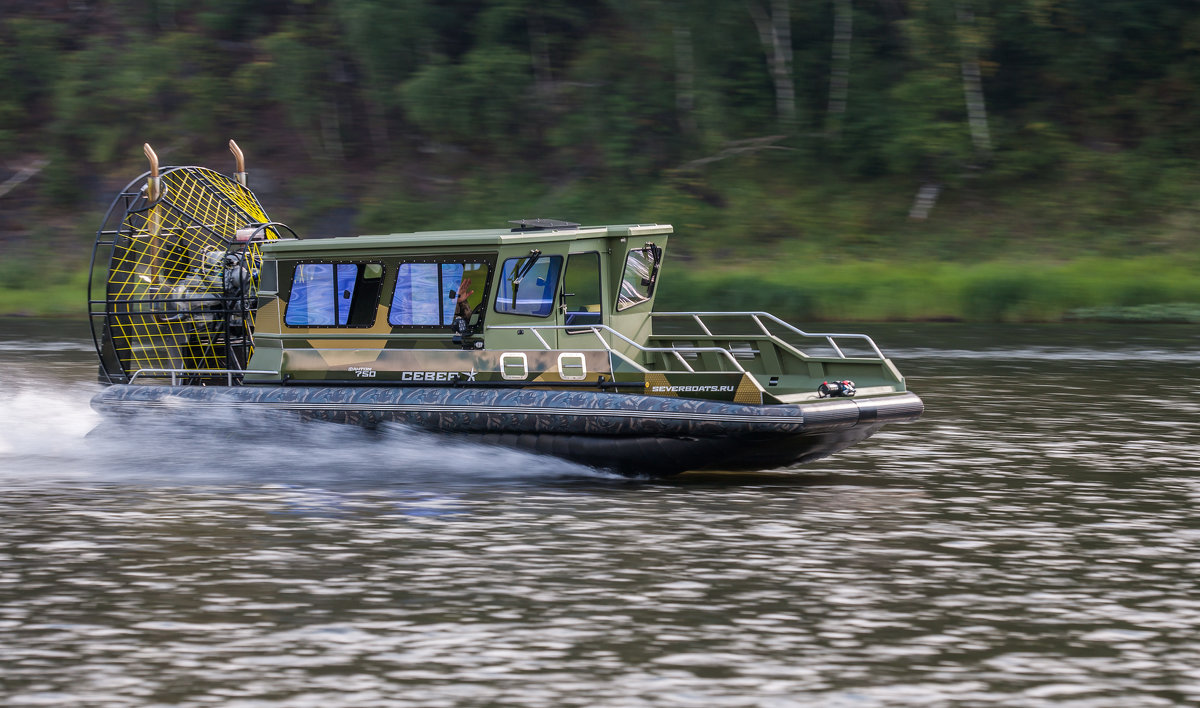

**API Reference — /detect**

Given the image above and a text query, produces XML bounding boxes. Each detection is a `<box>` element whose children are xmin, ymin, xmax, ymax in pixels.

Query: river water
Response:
<box><xmin>1</xmin><ymin>318</ymin><xmax>1198</xmax><ymax>707</ymax></box>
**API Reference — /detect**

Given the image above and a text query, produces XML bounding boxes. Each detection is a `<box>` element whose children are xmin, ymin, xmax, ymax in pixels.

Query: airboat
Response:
<box><xmin>87</xmin><ymin>142</ymin><xmax>922</xmax><ymax>476</ymax></box>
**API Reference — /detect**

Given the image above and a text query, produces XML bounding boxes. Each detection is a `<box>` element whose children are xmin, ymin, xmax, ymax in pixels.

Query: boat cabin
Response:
<box><xmin>254</xmin><ymin>220</ymin><xmax>665</xmax><ymax>354</ymax></box>
<box><xmin>243</xmin><ymin>220</ymin><xmax>908</xmax><ymax>406</ymax></box>
<box><xmin>247</xmin><ymin>221</ymin><xmax>671</xmax><ymax>387</ymax></box>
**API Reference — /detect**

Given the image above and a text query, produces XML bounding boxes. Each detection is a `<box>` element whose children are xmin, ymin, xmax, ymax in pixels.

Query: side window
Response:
<box><xmin>563</xmin><ymin>252</ymin><xmax>602</xmax><ymax>326</ymax></box>
<box><xmin>439</xmin><ymin>263</ymin><xmax>468</xmax><ymax>325</ymax></box>
<box><xmin>286</xmin><ymin>263</ymin><xmax>374</xmax><ymax>326</ymax></box>
<box><xmin>616</xmin><ymin>243</ymin><xmax>662</xmax><ymax>311</ymax></box>
<box><xmin>494</xmin><ymin>254</ymin><xmax>563</xmax><ymax>317</ymax></box>
<box><xmin>389</xmin><ymin>261</ymin><xmax>491</xmax><ymax>327</ymax></box>
<box><xmin>390</xmin><ymin>263</ymin><xmax>440</xmax><ymax>325</ymax></box>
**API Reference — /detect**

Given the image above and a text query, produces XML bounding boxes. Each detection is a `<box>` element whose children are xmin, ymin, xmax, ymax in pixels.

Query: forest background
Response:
<box><xmin>2</xmin><ymin>0</ymin><xmax>1200</xmax><ymax>322</ymax></box>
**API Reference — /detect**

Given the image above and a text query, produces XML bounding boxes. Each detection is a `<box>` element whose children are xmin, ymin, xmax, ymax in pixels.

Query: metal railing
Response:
<box><xmin>487</xmin><ymin>324</ymin><xmax>748</xmax><ymax>374</ymax></box>
<box><xmin>651</xmin><ymin>312</ymin><xmax>886</xmax><ymax>360</ymax></box>
<box><xmin>128</xmin><ymin>368</ymin><xmax>279</xmax><ymax>385</ymax></box>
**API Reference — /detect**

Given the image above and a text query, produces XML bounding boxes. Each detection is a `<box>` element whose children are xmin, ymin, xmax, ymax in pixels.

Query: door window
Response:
<box><xmin>563</xmin><ymin>252</ymin><xmax>602</xmax><ymax>326</ymax></box>
<box><xmin>494</xmin><ymin>254</ymin><xmax>563</xmax><ymax>317</ymax></box>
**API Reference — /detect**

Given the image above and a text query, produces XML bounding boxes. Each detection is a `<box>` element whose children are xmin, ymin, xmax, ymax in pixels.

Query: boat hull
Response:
<box><xmin>91</xmin><ymin>385</ymin><xmax>923</xmax><ymax>476</ymax></box>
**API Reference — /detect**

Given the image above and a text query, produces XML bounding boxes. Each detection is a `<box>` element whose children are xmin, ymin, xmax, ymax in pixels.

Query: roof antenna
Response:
<box><xmin>229</xmin><ymin>139</ymin><xmax>246</xmax><ymax>187</ymax></box>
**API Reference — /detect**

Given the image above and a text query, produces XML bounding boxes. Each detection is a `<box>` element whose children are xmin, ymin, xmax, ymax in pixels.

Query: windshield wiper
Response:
<box><xmin>510</xmin><ymin>249</ymin><xmax>542</xmax><ymax>308</ymax></box>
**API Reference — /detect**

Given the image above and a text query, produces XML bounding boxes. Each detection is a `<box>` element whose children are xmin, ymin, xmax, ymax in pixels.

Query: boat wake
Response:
<box><xmin>0</xmin><ymin>376</ymin><xmax>607</xmax><ymax>488</ymax></box>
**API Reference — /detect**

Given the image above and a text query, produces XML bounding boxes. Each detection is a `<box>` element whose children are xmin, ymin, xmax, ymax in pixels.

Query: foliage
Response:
<box><xmin>0</xmin><ymin>17</ymin><xmax>63</xmax><ymax>153</ymax></box>
<box><xmin>5</xmin><ymin>0</ymin><xmax>1200</xmax><ymax>189</ymax></box>
<box><xmin>402</xmin><ymin>46</ymin><xmax>534</xmax><ymax>153</ymax></box>
<box><xmin>2</xmin><ymin>1</ymin><xmax>1200</xmax><ymax>320</ymax></box>
<box><xmin>657</xmin><ymin>256</ymin><xmax>1200</xmax><ymax>323</ymax></box>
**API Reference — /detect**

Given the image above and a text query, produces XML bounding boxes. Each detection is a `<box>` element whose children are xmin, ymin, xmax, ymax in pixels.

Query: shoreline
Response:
<box><xmin>4</xmin><ymin>256</ymin><xmax>1198</xmax><ymax>323</ymax></box>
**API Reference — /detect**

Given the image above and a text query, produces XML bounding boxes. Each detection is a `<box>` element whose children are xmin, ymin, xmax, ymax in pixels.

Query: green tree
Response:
<box><xmin>257</xmin><ymin>18</ymin><xmax>352</xmax><ymax>161</ymax></box>
<box><xmin>334</xmin><ymin>0</ymin><xmax>432</xmax><ymax>149</ymax></box>
<box><xmin>0</xmin><ymin>18</ymin><xmax>63</xmax><ymax>155</ymax></box>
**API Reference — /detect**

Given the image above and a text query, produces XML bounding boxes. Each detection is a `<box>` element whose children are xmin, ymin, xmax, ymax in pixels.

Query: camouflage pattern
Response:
<box><xmin>238</xmin><ymin>222</ymin><xmax>909</xmax><ymax>405</ymax></box>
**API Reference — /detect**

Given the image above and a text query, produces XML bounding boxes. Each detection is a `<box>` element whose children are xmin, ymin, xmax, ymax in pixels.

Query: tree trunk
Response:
<box><xmin>746</xmin><ymin>0</ymin><xmax>796</xmax><ymax>131</ymax></box>
<box><xmin>909</xmin><ymin>182</ymin><xmax>942</xmax><ymax>220</ymax></box>
<box><xmin>957</xmin><ymin>1</ymin><xmax>991</xmax><ymax>157</ymax></box>
<box><xmin>826</xmin><ymin>0</ymin><xmax>852</xmax><ymax>138</ymax></box>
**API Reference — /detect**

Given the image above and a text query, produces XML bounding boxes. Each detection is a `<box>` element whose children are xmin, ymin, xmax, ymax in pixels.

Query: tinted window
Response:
<box><xmin>390</xmin><ymin>263</ymin><xmax>440</xmax><ymax>325</ymax></box>
<box><xmin>389</xmin><ymin>261</ymin><xmax>490</xmax><ymax>327</ymax></box>
<box><xmin>494</xmin><ymin>255</ymin><xmax>563</xmax><ymax>317</ymax></box>
<box><xmin>440</xmin><ymin>263</ymin><xmax>466</xmax><ymax>325</ymax></box>
<box><xmin>285</xmin><ymin>263</ymin><xmax>360</xmax><ymax>326</ymax></box>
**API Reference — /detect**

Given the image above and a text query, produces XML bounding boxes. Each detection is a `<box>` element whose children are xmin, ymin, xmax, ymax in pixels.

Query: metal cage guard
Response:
<box><xmin>87</xmin><ymin>143</ymin><xmax>289</xmax><ymax>385</ymax></box>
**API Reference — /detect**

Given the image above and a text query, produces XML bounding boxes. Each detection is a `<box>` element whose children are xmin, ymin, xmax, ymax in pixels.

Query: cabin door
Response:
<box><xmin>558</xmin><ymin>252</ymin><xmax>604</xmax><ymax>349</ymax></box>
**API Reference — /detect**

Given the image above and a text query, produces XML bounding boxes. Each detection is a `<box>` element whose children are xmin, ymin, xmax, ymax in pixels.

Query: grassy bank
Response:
<box><xmin>5</xmin><ymin>256</ymin><xmax>1198</xmax><ymax>323</ymax></box>
<box><xmin>5</xmin><ymin>146</ymin><xmax>1199</xmax><ymax>322</ymax></box>
<box><xmin>655</xmin><ymin>256</ymin><xmax>1200</xmax><ymax>323</ymax></box>
<box><xmin>0</xmin><ymin>269</ymin><xmax>91</xmax><ymax>318</ymax></box>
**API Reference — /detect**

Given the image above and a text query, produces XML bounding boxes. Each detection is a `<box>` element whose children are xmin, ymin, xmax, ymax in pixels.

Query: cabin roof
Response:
<box><xmin>261</xmin><ymin>223</ymin><xmax>673</xmax><ymax>255</ymax></box>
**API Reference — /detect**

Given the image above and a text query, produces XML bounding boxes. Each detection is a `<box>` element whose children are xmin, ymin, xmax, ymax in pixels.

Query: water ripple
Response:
<box><xmin>2</xmin><ymin>324</ymin><xmax>1199</xmax><ymax>706</ymax></box>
